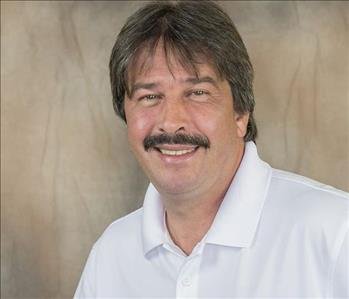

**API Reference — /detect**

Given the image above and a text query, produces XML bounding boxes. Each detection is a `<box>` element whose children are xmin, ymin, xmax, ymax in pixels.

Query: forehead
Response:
<box><xmin>127</xmin><ymin>43</ymin><xmax>221</xmax><ymax>86</ymax></box>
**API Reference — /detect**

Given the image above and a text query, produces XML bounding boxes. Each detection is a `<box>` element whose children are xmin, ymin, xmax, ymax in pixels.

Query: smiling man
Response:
<box><xmin>75</xmin><ymin>1</ymin><xmax>348</xmax><ymax>298</ymax></box>
<box><xmin>124</xmin><ymin>43</ymin><xmax>248</xmax><ymax>257</ymax></box>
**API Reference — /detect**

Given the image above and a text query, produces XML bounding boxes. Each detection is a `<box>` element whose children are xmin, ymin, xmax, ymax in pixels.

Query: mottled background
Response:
<box><xmin>1</xmin><ymin>1</ymin><xmax>348</xmax><ymax>298</ymax></box>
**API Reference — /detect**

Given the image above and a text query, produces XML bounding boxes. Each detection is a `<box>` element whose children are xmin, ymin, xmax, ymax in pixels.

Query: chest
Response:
<box><xmin>96</xmin><ymin>236</ymin><xmax>330</xmax><ymax>298</ymax></box>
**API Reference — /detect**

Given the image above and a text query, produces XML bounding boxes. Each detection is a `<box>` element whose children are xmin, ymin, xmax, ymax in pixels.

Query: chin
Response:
<box><xmin>152</xmin><ymin>175</ymin><xmax>199</xmax><ymax>196</ymax></box>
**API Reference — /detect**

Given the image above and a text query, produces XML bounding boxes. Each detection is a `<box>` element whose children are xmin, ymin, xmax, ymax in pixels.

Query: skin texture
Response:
<box><xmin>125</xmin><ymin>45</ymin><xmax>249</xmax><ymax>255</ymax></box>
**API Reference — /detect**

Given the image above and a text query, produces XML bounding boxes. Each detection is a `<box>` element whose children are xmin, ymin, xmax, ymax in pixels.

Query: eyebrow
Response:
<box><xmin>128</xmin><ymin>76</ymin><xmax>219</xmax><ymax>98</ymax></box>
<box><xmin>185</xmin><ymin>76</ymin><xmax>219</xmax><ymax>88</ymax></box>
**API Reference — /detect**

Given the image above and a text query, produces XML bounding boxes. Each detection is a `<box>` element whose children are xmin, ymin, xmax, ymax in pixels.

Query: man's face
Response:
<box><xmin>124</xmin><ymin>46</ymin><xmax>248</xmax><ymax>197</ymax></box>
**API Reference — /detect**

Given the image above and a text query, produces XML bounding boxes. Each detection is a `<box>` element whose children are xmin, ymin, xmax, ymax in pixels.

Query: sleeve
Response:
<box><xmin>74</xmin><ymin>246</ymin><xmax>97</xmax><ymax>299</ymax></box>
<box><xmin>332</xmin><ymin>229</ymin><xmax>349</xmax><ymax>298</ymax></box>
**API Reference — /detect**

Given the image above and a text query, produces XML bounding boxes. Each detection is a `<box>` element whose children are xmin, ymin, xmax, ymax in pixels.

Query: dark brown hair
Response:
<box><xmin>109</xmin><ymin>0</ymin><xmax>257</xmax><ymax>142</ymax></box>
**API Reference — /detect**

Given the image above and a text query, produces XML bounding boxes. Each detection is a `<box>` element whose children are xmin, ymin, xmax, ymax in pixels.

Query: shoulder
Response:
<box><xmin>271</xmin><ymin>168</ymin><xmax>348</xmax><ymax>200</ymax></box>
<box><xmin>270</xmin><ymin>168</ymin><xmax>348</xmax><ymax>206</ymax></box>
<box><xmin>93</xmin><ymin>208</ymin><xmax>144</xmax><ymax>255</ymax></box>
<box><xmin>265</xmin><ymin>168</ymin><xmax>348</xmax><ymax>231</ymax></box>
<box><xmin>74</xmin><ymin>209</ymin><xmax>145</xmax><ymax>297</ymax></box>
<box><xmin>102</xmin><ymin>208</ymin><xmax>143</xmax><ymax>237</ymax></box>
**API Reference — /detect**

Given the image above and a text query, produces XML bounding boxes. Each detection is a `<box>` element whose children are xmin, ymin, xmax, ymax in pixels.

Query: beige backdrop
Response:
<box><xmin>1</xmin><ymin>1</ymin><xmax>348</xmax><ymax>298</ymax></box>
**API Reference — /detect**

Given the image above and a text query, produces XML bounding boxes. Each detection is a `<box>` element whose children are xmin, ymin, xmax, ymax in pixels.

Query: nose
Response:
<box><xmin>157</xmin><ymin>99</ymin><xmax>189</xmax><ymax>134</ymax></box>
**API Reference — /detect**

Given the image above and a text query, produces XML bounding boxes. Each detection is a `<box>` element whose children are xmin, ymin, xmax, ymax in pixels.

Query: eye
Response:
<box><xmin>137</xmin><ymin>94</ymin><xmax>162</xmax><ymax>106</ymax></box>
<box><xmin>188</xmin><ymin>89</ymin><xmax>210</xmax><ymax>102</ymax></box>
<box><xmin>192</xmin><ymin>90</ymin><xmax>206</xmax><ymax>96</ymax></box>
<box><xmin>140</xmin><ymin>94</ymin><xmax>159</xmax><ymax>101</ymax></box>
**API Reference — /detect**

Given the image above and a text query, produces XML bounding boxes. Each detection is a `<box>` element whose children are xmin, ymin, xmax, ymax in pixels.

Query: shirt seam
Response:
<box><xmin>272</xmin><ymin>170</ymin><xmax>348</xmax><ymax>200</ymax></box>
<box><xmin>326</xmin><ymin>224</ymin><xmax>349</xmax><ymax>297</ymax></box>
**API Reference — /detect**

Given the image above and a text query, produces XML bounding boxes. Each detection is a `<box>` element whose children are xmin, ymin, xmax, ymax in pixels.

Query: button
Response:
<box><xmin>182</xmin><ymin>277</ymin><xmax>191</xmax><ymax>287</ymax></box>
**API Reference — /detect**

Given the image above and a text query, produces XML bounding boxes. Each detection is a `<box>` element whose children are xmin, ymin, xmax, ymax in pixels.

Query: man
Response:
<box><xmin>75</xmin><ymin>1</ymin><xmax>348</xmax><ymax>297</ymax></box>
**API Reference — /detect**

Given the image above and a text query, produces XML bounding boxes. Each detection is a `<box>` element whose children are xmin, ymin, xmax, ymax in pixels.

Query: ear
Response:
<box><xmin>235</xmin><ymin>113</ymin><xmax>249</xmax><ymax>138</ymax></box>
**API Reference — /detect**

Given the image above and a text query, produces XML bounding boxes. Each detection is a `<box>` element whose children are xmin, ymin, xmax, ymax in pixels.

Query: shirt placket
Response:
<box><xmin>162</xmin><ymin>214</ymin><xmax>206</xmax><ymax>298</ymax></box>
<box><xmin>175</xmin><ymin>252</ymin><xmax>202</xmax><ymax>298</ymax></box>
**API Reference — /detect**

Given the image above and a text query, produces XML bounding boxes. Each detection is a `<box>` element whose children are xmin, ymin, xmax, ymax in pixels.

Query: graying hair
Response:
<box><xmin>109</xmin><ymin>0</ymin><xmax>257</xmax><ymax>142</ymax></box>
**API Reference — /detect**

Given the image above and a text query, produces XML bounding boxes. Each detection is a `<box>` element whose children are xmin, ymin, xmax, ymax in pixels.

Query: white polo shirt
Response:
<box><xmin>74</xmin><ymin>142</ymin><xmax>348</xmax><ymax>298</ymax></box>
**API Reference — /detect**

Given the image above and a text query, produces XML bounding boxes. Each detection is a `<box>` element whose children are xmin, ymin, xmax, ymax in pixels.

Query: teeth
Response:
<box><xmin>159</xmin><ymin>148</ymin><xmax>195</xmax><ymax>156</ymax></box>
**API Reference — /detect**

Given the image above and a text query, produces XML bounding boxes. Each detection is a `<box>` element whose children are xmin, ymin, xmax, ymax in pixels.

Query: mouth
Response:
<box><xmin>156</xmin><ymin>147</ymin><xmax>198</xmax><ymax>156</ymax></box>
<box><xmin>152</xmin><ymin>145</ymin><xmax>200</xmax><ymax>160</ymax></box>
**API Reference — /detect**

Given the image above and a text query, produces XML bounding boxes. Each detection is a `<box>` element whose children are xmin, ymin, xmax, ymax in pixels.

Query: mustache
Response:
<box><xmin>143</xmin><ymin>133</ymin><xmax>210</xmax><ymax>151</ymax></box>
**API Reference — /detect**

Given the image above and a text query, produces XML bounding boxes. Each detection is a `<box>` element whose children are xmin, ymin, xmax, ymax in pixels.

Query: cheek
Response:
<box><xmin>125</xmin><ymin>107</ymin><xmax>158</xmax><ymax>146</ymax></box>
<box><xmin>128</xmin><ymin>113</ymin><xmax>149</xmax><ymax>132</ymax></box>
<box><xmin>189</xmin><ymin>106</ymin><xmax>236</xmax><ymax>141</ymax></box>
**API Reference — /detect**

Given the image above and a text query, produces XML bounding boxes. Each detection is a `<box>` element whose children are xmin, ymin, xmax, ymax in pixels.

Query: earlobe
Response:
<box><xmin>235</xmin><ymin>113</ymin><xmax>249</xmax><ymax>138</ymax></box>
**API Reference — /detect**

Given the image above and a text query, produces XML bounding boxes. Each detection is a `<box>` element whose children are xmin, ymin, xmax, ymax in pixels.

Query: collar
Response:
<box><xmin>142</xmin><ymin>183</ymin><xmax>166</xmax><ymax>256</ymax></box>
<box><xmin>205</xmin><ymin>142</ymin><xmax>272</xmax><ymax>247</ymax></box>
<box><xmin>141</xmin><ymin>142</ymin><xmax>272</xmax><ymax>256</ymax></box>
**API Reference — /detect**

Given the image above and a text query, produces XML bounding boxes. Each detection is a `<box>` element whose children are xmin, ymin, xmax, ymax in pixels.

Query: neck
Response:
<box><xmin>164</xmin><ymin>191</ymin><xmax>223</xmax><ymax>255</ymax></box>
<box><xmin>162</xmin><ymin>143</ymin><xmax>245</xmax><ymax>256</ymax></box>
